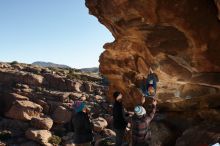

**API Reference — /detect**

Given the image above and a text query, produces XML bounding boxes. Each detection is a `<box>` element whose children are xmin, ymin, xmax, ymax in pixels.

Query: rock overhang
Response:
<box><xmin>86</xmin><ymin>0</ymin><xmax>220</xmax><ymax>108</ymax></box>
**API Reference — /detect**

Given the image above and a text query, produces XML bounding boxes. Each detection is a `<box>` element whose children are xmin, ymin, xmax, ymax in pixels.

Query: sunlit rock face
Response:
<box><xmin>86</xmin><ymin>0</ymin><xmax>220</xmax><ymax>108</ymax></box>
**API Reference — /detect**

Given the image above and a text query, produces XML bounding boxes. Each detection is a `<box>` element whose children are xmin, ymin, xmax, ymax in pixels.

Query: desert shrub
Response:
<box><xmin>81</xmin><ymin>76</ymin><xmax>89</xmax><ymax>81</ymax></box>
<box><xmin>48</xmin><ymin>135</ymin><xmax>61</xmax><ymax>145</ymax></box>
<box><xmin>99</xmin><ymin>137</ymin><xmax>115</xmax><ymax>146</ymax></box>
<box><xmin>10</xmin><ymin>61</ymin><xmax>19</xmax><ymax>65</ymax></box>
<box><xmin>68</xmin><ymin>68</ymin><xmax>80</xmax><ymax>73</ymax></box>
<box><xmin>67</xmin><ymin>73</ymin><xmax>82</xmax><ymax>80</ymax></box>
<box><xmin>35</xmin><ymin>87</ymin><xmax>46</xmax><ymax>92</ymax></box>
<box><xmin>68</xmin><ymin>68</ymin><xmax>75</xmax><ymax>74</ymax></box>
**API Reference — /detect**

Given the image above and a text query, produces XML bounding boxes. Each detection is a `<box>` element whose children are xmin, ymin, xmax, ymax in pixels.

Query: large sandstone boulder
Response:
<box><xmin>86</xmin><ymin>0</ymin><xmax>220</xmax><ymax>108</ymax></box>
<box><xmin>175</xmin><ymin>123</ymin><xmax>220</xmax><ymax>146</ymax></box>
<box><xmin>43</xmin><ymin>73</ymin><xmax>84</xmax><ymax>92</ymax></box>
<box><xmin>47</xmin><ymin>100</ymin><xmax>64</xmax><ymax>114</ymax></box>
<box><xmin>25</xmin><ymin>129</ymin><xmax>52</xmax><ymax>146</ymax></box>
<box><xmin>0</xmin><ymin>118</ymin><xmax>29</xmax><ymax>135</ymax></box>
<box><xmin>85</xmin><ymin>1</ymin><xmax>220</xmax><ymax>144</ymax></box>
<box><xmin>0</xmin><ymin>69</ymin><xmax>44</xmax><ymax>86</ymax></box>
<box><xmin>43</xmin><ymin>73</ymin><xmax>67</xmax><ymax>91</ymax></box>
<box><xmin>92</xmin><ymin>117</ymin><xmax>108</xmax><ymax>132</ymax></box>
<box><xmin>83</xmin><ymin>82</ymin><xmax>94</xmax><ymax>93</ymax></box>
<box><xmin>24</xmin><ymin>73</ymin><xmax>44</xmax><ymax>86</ymax></box>
<box><xmin>52</xmin><ymin>106</ymin><xmax>72</xmax><ymax>124</ymax></box>
<box><xmin>79</xmin><ymin>94</ymin><xmax>87</xmax><ymax>101</ymax></box>
<box><xmin>0</xmin><ymin>93</ymin><xmax>29</xmax><ymax>115</ymax></box>
<box><xmin>31</xmin><ymin>116</ymin><xmax>53</xmax><ymax>130</ymax></box>
<box><xmin>32</xmin><ymin>99</ymin><xmax>50</xmax><ymax>114</ymax></box>
<box><xmin>66</xmin><ymin>80</ymin><xmax>83</xmax><ymax>92</ymax></box>
<box><xmin>58</xmin><ymin>92</ymin><xmax>71</xmax><ymax>103</ymax></box>
<box><xmin>5</xmin><ymin>100</ymin><xmax>43</xmax><ymax>121</ymax></box>
<box><xmin>0</xmin><ymin>63</ymin><xmax>11</xmax><ymax>69</ymax></box>
<box><xmin>103</xmin><ymin>115</ymin><xmax>113</xmax><ymax>127</ymax></box>
<box><xmin>102</xmin><ymin>129</ymin><xmax>116</xmax><ymax>137</ymax></box>
<box><xmin>22</xmin><ymin>65</ymin><xmax>42</xmax><ymax>74</ymax></box>
<box><xmin>69</xmin><ymin>92</ymin><xmax>83</xmax><ymax>100</ymax></box>
<box><xmin>7</xmin><ymin>93</ymin><xmax>29</xmax><ymax>100</ymax></box>
<box><xmin>149</xmin><ymin>122</ymin><xmax>175</xmax><ymax>146</ymax></box>
<box><xmin>180</xmin><ymin>83</ymin><xmax>219</xmax><ymax>98</ymax></box>
<box><xmin>95</xmin><ymin>95</ymin><xmax>103</xmax><ymax>101</ymax></box>
<box><xmin>159</xmin><ymin>93</ymin><xmax>220</xmax><ymax>112</ymax></box>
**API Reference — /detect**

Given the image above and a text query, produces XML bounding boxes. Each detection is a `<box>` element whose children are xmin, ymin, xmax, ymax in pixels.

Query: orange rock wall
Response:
<box><xmin>86</xmin><ymin>0</ymin><xmax>220</xmax><ymax>107</ymax></box>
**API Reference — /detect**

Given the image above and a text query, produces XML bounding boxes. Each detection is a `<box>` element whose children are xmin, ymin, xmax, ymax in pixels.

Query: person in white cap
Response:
<box><xmin>131</xmin><ymin>99</ymin><xmax>157</xmax><ymax>146</ymax></box>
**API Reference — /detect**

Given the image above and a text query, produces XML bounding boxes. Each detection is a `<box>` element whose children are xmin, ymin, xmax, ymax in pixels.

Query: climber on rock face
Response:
<box><xmin>141</xmin><ymin>67</ymin><xmax>159</xmax><ymax>98</ymax></box>
<box><xmin>73</xmin><ymin>101</ymin><xmax>94</xmax><ymax>146</ymax></box>
<box><xmin>112</xmin><ymin>91</ymin><xmax>128</xmax><ymax>146</ymax></box>
<box><xmin>131</xmin><ymin>99</ymin><xmax>157</xmax><ymax>146</ymax></box>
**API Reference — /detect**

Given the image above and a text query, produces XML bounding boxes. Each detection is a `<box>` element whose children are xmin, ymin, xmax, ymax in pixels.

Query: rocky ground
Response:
<box><xmin>0</xmin><ymin>62</ymin><xmax>220</xmax><ymax>146</ymax></box>
<box><xmin>1</xmin><ymin>0</ymin><xmax>220</xmax><ymax>146</ymax></box>
<box><xmin>2</xmin><ymin>2</ymin><xmax>220</xmax><ymax>144</ymax></box>
<box><xmin>0</xmin><ymin>62</ymin><xmax>115</xmax><ymax>146</ymax></box>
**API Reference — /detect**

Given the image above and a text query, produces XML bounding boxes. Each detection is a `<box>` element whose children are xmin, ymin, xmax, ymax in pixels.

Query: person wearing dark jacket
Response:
<box><xmin>131</xmin><ymin>99</ymin><xmax>157</xmax><ymax>146</ymax></box>
<box><xmin>73</xmin><ymin>101</ymin><xmax>93</xmax><ymax>146</ymax></box>
<box><xmin>141</xmin><ymin>67</ymin><xmax>159</xmax><ymax>98</ymax></box>
<box><xmin>113</xmin><ymin>91</ymin><xmax>128</xmax><ymax>146</ymax></box>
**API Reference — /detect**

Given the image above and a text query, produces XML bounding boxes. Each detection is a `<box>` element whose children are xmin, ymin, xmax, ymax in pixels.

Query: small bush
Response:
<box><xmin>67</xmin><ymin>73</ymin><xmax>82</xmax><ymax>80</ymax></box>
<box><xmin>35</xmin><ymin>87</ymin><xmax>46</xmax><ymax>92</ymax></box>
<box><xmin>81</xmin><ymin>76</ymin><xmax>89</xmax><ymax>81</ymax></box>
<box><xmin>99</xmin><ymin>137</ymin><xmax>115</xmax><ymax>146</ymax></box>
<box><xmin>48</xmin><ymin>135</ymin><xmax>61</xmax><ymax>145</ymax></box>
<box><xmin>10</xmin><ymin>61</ymin><xmax>19</xmax><ymax>65</ymax></box>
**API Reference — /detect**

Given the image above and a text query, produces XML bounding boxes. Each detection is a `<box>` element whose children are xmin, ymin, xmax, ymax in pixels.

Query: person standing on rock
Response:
<box><xmin>113</xmin><ymin>91</ymin><xmax>128</xmax><ymax>146</ymax></box>
<box><xmin>73</xmin><ymin>101</ymin><xmax>93</xmax><ymax>146</ymax></box>
<box><xmin>131</xmin><ymin>99</ymin><xmax>157</xmax><ymax>146</ymax></box>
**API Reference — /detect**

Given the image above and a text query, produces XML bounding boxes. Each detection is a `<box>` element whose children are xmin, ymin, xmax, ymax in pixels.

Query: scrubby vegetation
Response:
<box><xmin>48</xmin><ymin>135</ymin><xmax>62</xmax><ymax>145</ymax></box>
<box><xmin>99</xmin><ymin>137</ymin><xmax>115</xmax><ymax>146</ymax></box>
<box><xmin>10</xmin><ymin>61</ymin><xmax>19</xmax><ymax>65</ymax></box>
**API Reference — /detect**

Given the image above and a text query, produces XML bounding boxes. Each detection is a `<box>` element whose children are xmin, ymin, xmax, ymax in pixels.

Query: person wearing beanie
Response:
<box><xmin>113</xmin><ymin>91</ymin><xmax>128</xmax><ymax>146</ymax></box>
<box><xmin>73</xmin><ymin>101</ymin><xmax>93</xmax><ymax>146</ymax></box>
<box><xmin>131</xmin><ymin>99</ymin><xmax>157</xmax><ymax>146</ymax></box>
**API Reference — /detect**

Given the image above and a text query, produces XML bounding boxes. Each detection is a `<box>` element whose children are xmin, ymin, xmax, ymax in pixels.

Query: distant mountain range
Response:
<box><xmin>80</xmin><ymin>67</ymin><xmax>99</xmax><ymax>73</ymax></box>
<box><xmin>32</xmin><ymin>61</ymin><xmax>71</xmax><ymax>69</ymax></box>
<box><xmin>32</xmin><ymin>61</ymin><xmax>99</xmax><ymax>73</ymax></box>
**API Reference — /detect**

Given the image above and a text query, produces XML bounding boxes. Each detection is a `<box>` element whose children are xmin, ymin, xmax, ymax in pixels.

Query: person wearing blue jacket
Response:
<box><xmin>141</xmin><ymin>68</ymin><xmax>159</xmax><ymax>98</ymax></box>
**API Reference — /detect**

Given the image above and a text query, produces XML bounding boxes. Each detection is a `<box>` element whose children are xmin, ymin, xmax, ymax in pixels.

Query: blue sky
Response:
<box><xmin>0</xmin><ymin>0</ymin><xmax>114</xmax><ymax>68</ymax></box>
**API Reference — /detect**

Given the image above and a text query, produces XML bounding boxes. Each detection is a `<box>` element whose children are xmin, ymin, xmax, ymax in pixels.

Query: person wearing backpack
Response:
<box><xmin>131</xmin><ymin>99</ymin><xmax>157</xmax><ymax>146</ymax></box>
<box><xmin>73</xmin><ymin>101</ymin><xmax>93</xmax><ymax>146</ymax></box>
<box><xmin>113</xmin><ymin>91</ymin><xmax>128</xmax><ymax>146</ymax></box>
